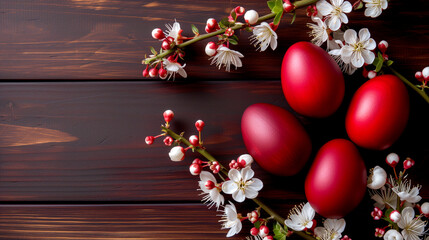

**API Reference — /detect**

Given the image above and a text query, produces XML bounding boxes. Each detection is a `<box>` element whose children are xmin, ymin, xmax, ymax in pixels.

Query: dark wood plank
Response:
<box><xmin>0</xmin><ymin>202</ymin><xmax>379</xmax><ymax>239</ymax></box>
<box><xmin>0</xmin><ymin>0</ymin><xmax>428</xmax><ymax>79</ymax></box>
<box><xmin>0</xmin><ymin>81</ymin><xmax>427</xmax><ymax>202</ymax></box>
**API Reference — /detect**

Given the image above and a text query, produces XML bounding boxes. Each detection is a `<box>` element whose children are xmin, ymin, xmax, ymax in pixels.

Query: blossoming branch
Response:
<box><xmin>140</xmin><ymin>0</ymin><xmax>429</xmax><ymax>104</ymax></box>
<box><xmin>146</xmin><ymin>110</ymin><xmax>358</xmax><ymax>240</ymax></box>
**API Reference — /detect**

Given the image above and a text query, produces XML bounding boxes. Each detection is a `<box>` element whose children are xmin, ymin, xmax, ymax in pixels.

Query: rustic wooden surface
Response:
<box><xmin>0</xmin><ymin>0</ymin><xmax>428</xmax><ymax>239</ymax></box>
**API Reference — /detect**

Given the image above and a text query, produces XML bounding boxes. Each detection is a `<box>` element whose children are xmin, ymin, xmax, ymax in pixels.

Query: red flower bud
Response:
<box><xmin>163</xmin><ymin>110</ymin><xmax>174</xmax><ymax>123</ymax></box>
<box><xmin>224</xmin><ymin>28</ymin><xmax>234</xmax><ymax>37</ymax></box>
<box><xmin>189</xmin><ymin>163</ymin><xmax>202</xmax><ymax>176</ymax></box>
<box><xmin>142</xmin><ymin>68</ymin><xmax>149</xmax><ymax>77</ymax></box>
<box><xmin>234</xmin><ymin>6</ymin><xmax>245</xmax><ymax>16</ymax></box>
<box><xmin>378</xmin><ymin>40</ymin><xmax>389</xmax><ymax>53</ymax></box>
<box><xmin>145</xmin><ymin>136</ymin><xmax>154</xmax><ymax>145</ymax></box>
<box><xmin>195</xmin><ymin>120</ymin><xmax>205</xmax><ymax>131</ymax></box>
<box><xmin>163</xmin><ymin>136</ymin><xmax>173</xmax><ymax>146</ymax></box>
<box><xmin>250</xmin><ymin>227</ymin><xmax>259</xmax><ymax>236</ymax></box>
<box><xmin>205</xmin><ymin>180</ymin><xmax>215</xmax><ymax>190</ymax></box>
<box><xmin>162</xmin><ymin>39</ymin><xmax>172</xmax><ymax>50</ymax></box>
<box><xmin>151</xmin><ymin>28</ymin><xmax>165</xmax><ymax>40</ymax></box>
<box><xmin>403</xmin><ymin>157</ymin><xmax>415</xmax><ymax>169</ymax></box>
<box><xmin>192</xmin><ymin>158</ymin><xmax>203</xmax><ymax>165</ymax></box>
<box><xmin>259</xmin><ymin>225</ymin><xmax>269</xmax><ymax>238</ymax></box>
<box><xmin>189</xmin><ymin>135</ymin><xmax>199</xmax><ymax>146</ymax></box>
<box><xmin>159</xmin><ymin>67</ymin><xmax>168</xmax><ymax>79</ymax></box>
<box><xmin>283</xmin><ymin>0</ymin><xmax>295</xmax><ymax>12</ymax></box>
<box><xmin>386</xmin><ymin>153</ymin><xmax>399</xmax><ymax>168</ymax></box>
<box><xmin>149</xmin><ymin>68</ymin><xmax>158</xmax><ymax>77</ymax></box>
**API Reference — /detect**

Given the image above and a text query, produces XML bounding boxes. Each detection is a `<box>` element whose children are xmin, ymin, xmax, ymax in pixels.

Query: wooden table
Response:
<box><xmin>0</xmin><ymin>0</ymin><xmax>428</xmax><ymax>239</ymax></box>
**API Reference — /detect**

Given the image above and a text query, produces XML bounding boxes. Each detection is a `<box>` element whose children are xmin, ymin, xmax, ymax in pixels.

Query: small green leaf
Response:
<box><xmin>375</xmin><ymin>59</ymin><xmax>384</xmax><ymax>72</ymax></box>
<box><xmin>272</xmin><ymin>0</ymin><xmax>284</xmax><ymax>14</ymax></box>
<box><xmin>378</xmin><ymin>51</ymin><xmax>383</xmax><ymax>59</ymax></box>
<box><xmin>386</xmin><ymin>60</ymin><xmax>394</xmax><ymax>66</ymax></box>
<box><xmin>219</xmin><ymin>17</ymin><xmax>230</xmax><ymax>29</ymax></box>
<box><xmin>228</xmin><ymin>38</ymin><xmax>238</xmax><ymax>45</ymax></box>
<box><xmin>231</xmin><ymin>35</ymin><xmax>239</xmax><ymax>42</ymax></box>
<box><xmin>354</xmin><ymin>1</ymin><xmax>364</xmax><ymax>10</ymax></box>
<box><xmin>267</xmin><ymin>0</ymin><xmax>276</xmax><ymax>11</ymax></box>
<box><xmin>290</xmin><ymin>12</ymin><xmax>297</xmax><ymax>24</ymax></box>
<box><xmin>191</xmin><ymin>24</ymin><xmax>199</xmax><ymax>35</ymax></box>
<box><xmin>254</xmin><ymin>221</ymin><xmax>262</xmax><ymax>229</ymax></box>
<box><xmin>150</xmin><ymin>47</ymin><xmax>157</xmax><ymax>55</ymax></box>
<box><xmin>244</xmin><ymin>26</ymin><xmax>253</xmax><ymax>32</ymax></box>
<box><xmin>230</xmin><ymin>10</ymin><xmax>237</xmax><ymax>22</ymax></box>
<box><xmin>273</xmin><ymin>222</ymin><xmax>287</xmax><ymax>240</ymax></box>
<box><xmin>273</xmin><ymin>11</ymin><xmax>283</xmax><ymax>26</ymax></box>
<box><xmin>372</xmin><ymin>58</ymin><xmax>380</xmax><ymax>67</ymax></box>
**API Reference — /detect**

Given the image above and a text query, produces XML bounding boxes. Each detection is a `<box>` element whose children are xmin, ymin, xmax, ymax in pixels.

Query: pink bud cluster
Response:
<box><xmin>205</xmin><ymin>18</ymin><xmax>220</xmax><ymax>33</ymax></box>
<box><xmin>375</xmin><ymin>227</ymin><xmax>385</xmax><ymax>237</ymax></box>
<box><xmin>385</xmin><ymin>153</ymin><xmax>416</xmax><ymax>172</ymax></box>
<box><xmin>415</xmin><ymin>66</ymin><xmax>429</xmax><ymax>88</ymax></box>
<box><xmin>145</xmin><ymin>111</ymin><xmax>176</xmax><ymax>145</ymax></box>
<box><xmin>250</xmin><ymin>225</ymin><xmax>273</xmax><ymax>239</ymax></box>
<box><xmin>371</xmin><ymin>207</ymin><xmax>383</xmax><ymax>220</ymax></box>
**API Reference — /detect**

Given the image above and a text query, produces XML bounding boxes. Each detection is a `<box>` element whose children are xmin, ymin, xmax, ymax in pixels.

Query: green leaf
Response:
<box><xmin>372</xmin><ymin>57</ymin><xmax>380</xmax><ymax>67</ymax></box>
<box><xmin>273</xmin><ymin>11</ymin><xmax>283</xmax><ymax>26</ymax></box>
<box><xmin>267</xmin><ymin>0</ymin><xmax>276</xmax><ymax>11</ymax></box>
<box><xmin>230</xmin><ymin>10</ymin><xmax>237</xmax><ymax>22</ymax></box>
<box><xmin>150</xmin><ymin>47</ymin><xmax>157</xmax><ymax>55</ymax></box>
<box><xmin>191</xmin><ymin>24</ymin><xmax>199</xmax><ymax>35</ymax></box>
<box><xmin>272</xmin><ymin>0</ymin><xmax>284</xmax><ymax>14</ymax></box>
<box><xmin>273</xmin><ymin>222</ymin><xmax>287</xmax><ymax>240</ymax></box>
<box><xmin>228</xmin><ymin>38</ymin><xmax>238</xmax><ymax>45</ymax></box>
<box><xmin>254</xmin><ymin>221</ymin><xmax>262</xmax><ymax>229</ymax></box>
<box><xmin>219</xmin><ymin>17</ymin><xmax>230</xmax><ymax>29</ymax></box>
<box><xmin>231</xmin><ymin>35</ymin><xmax>239</xmax><ymax>42</ymax></box>
<box><xmin>386</xmin><ymin>60</ymin><xmax>394</xmax><ymax>66</ymax></box>
<box><xmin>290</xmin><ymin>12</ymin><xmax>297</xmax><ymax>24</ymax></box>
<box><xmin>244</xmin><ymin>26</ymin><xmax>253</xmax><ymax>32</ymax></box>
<box><xmin>354</xmin><ymin>1</ymin><xmax>364</xmax><ymax>10</ymax></box>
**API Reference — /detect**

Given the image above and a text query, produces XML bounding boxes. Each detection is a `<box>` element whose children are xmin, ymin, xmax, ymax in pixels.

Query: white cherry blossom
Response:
<box><xmin>370</xmin><ymin>186</ymin><xmax>397</xmax><ymax>210</ymax></box>
<box><xmin>392</xmin><ymin>178</ymin><xmax>422</xmax><ymax>203</ymax></box>
<box><xmin>340</xmin><ymin>28</ymin><xmax>376</xmax><ymax>68</ymax></box>
<box><xmin>307</xmin><ymin>17</ymin><xmax>329</xmax><ymax>47</ymax></box>
<box><xmin>285</xmin><ymin>202</ymin><xmax>315</xmax><ymax>231</ymax></box>
<box><xmin>250</xmin><ymin>22</ymin><xmax>278</xmax><ymax>51</ymax></box>
<box><xmin>316</xmin><ymin>0</ymin><xmax>352</xmax><ymax>31</ymax></box>
<box><xmin>367</xmin><ymin>166</ymin><xmax>387</xmax><ymax>189</ymax></box>
<box><xmin>165</xmin><ymin>20</ymin><xmax>183</xmax><ymax>44</ymax></box>
<box><xmin>222</xmin><ymin>166</ymin><xmax>263</xmax><ymax>202</ymax></box>
<box><xmin>329</xmin><ymin>40</ymin><xmax>358</xmax><ymax>75</ymax></box>
<box><xmin>397</xmin><ymin>207</ymin><xmax>426</xmax><ymax>240</ymax></box>
<box><xmin>220</xmin><ymin>201</ymin><xmax>242</xmax><ymax>237</ymax></box>
<box><xmin>314</xmin><ymin>218</ymin><xmax>346</xmax><ymax>240</ymax></box>
<box><xmin>384</xmin><ymin>229</ymin><xmax>403</xmax><ymax>240</ymax></box>
<box><xmin>209</xmin><ymin>46</ymin><xmax>244</xmax><ymax>72</ymax></box>
<box><xmin>198</xmin><ymin>171</ymin><xmax>224</xmax><ymax>209</ymax></box>
<box><xmin>162</xmin><ymin>59</ymin><xmax>187</xmax><ymax>80</ymax></box>
<box><xmin>363</xmin><ymin>0</ymin><xmax>388</xmax><ymax>18</ymax></box>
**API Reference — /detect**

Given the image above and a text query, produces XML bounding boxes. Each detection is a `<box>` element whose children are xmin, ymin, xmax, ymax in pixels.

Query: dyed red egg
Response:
<box><xmin>281</xmin><ymin>42</ymin><xmax>344</xmax><ymax>118</ymax></box>
<box><xmin>346</xmin><ymin>74</ymin><xmax>409</xmax><ymax>150</ymax></box>
<box><xmin>305</xmin><ymin>139</ymin><xmax>367</xmax><ymax>218</ymax></box>
<box><xmin>241</xmin><ymin>103</ymin><xmax>311</xmax><ymax>176</ymax></box>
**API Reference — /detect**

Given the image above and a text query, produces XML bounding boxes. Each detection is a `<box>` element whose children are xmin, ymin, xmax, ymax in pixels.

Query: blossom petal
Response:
<box><xmin>228</xmin><ymin>169</ymin><xmax>241</xmax><ymax>182</ymax></box>
<box><xmin>222</xmin><ymin>180</ymin><xmax>238</xmax><ymax>194</ymax></box>
<box><xmin>339</xmin><ymin>12</ymin><xmax>349</xmax><ymax>24</ymax></box>
<box><xmin>332</xmin><ymin>0</ymin><xmax>343</xmax><ymax>7</ymax></box>
<box><xmin>232</xmin><ymin>189</ymin><xmax>246</xmax><ymax>202</ymax></box>
<box><xmin>248</xmin><ymin>178</ymin><xmax>263</xmax><ymax>191</ymax></box>
<box><xmin>316</xmin><ymin>0</ymin><xmax>334</xmax><ymax>16</ymax></box>
<box><xmin>351</xmin><ymin>51</ymin><xmax>365</xmax><ymax>68</ymax></box>
<box><xmin>241</xmin><ymin>167</ymin><xmax>254</xmax><ymax>182</ymax></box>
<box><xmin>200</xmin><ymin>171</ymin><xmax>216</xmax><ymax>183</ymax></box>
<box><xmin>314</xmin><ymin>227</ymin><xmax>327</xmax><ymax>237</ymax></box>
<box><xmin>326</xmin><ymin>218</ymin><xmax>346</xmax><ymax>233</ymax></box>
<box><xmin>362</xmin><ymin>49</ymin><xmax>375</xmax><ymax>64</ymax></box>
<box><xmin>285</xmin><ymin>219</ymin><xmax>305</xmax><ymax>231</ymax></box>
<box><xmin>364</xmin><ymin>38</ymin><xmax>376</xmax><ymax>50</ymax></box>
<box><xmin>244</xmin><ymin>187</ymin><xmax>258</xmax><ymax>199</ymax></box>
<box><xmin>328</xmin><ymin>16</ymin><xmax>341</xmax><ymax>31</ymax></box>
<box><xmin>341</xmin><ymin>1</ymin><xmax>352</xmax><ymax>13</ymax></box>
<box><xmin>344</xmin><ymin>29</ymin><xmax>357</xmax><ymax>44</ymax></box>
<box><xmin>359</xmin><ymin>28</ymin><xmax>371</xmax><ymax>42</ymax></box>
<box><xmin>270</xmin><ymin>36</ymin><xmax>277</xmax><ymax>50</ymax></box>
<box><xmin>302</xmin><ymin>202</ymin><xmax>316</xmax><ymax>220</ymax></box>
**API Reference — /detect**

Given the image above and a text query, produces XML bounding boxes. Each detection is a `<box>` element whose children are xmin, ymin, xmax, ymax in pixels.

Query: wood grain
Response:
<box><xmin>0</xmin><ymin>0</ymin><xmax>428</xmax><ymax>79</ymax></box>
<box><xmin>0</xmin><ymin>81</ymin><xmax>427</xmax><ymax>203</ymax></box>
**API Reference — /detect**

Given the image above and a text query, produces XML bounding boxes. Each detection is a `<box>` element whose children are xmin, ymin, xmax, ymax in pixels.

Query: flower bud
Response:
<box><xmin>237</xmin><ymin>154</ymin><xmax>253</xmax><ymax>168</ymax></box>
<box><xmin>206</xmin><ymin>18</ymin><xmax>218</xmax><ymax>29</ymax></box>
<box><xmin>224</xmin><ymin>27</ymin><xmax>234</xmax><ymax>37</ymax></box>
<box><xmin>244</xmin><ymin>10</ymin><xmax>259</xmax><ymax>25</ymax></box>
<box><xmin>193</xmin><ymin>158</ymin><xmax>203</xmax><ymax>165</ymax></box>
<box><xmin>189</xmin><ymin>163</ymin><xmax>202</xmax><ymax>175</ymax></box>
<box><xmin>250</xmin><ymin>227</ymin><xmax>259</xmax><ymax>236</ymax></box>
<box><xmin>375</xmin><ymin>227</ymin><xmax>385</xmax><ymax>237</ymax></box>
<box><xmin>386</xmin><ymin>153</ymin><xmax>399</xmax><ymax>167</ymax></box>
<box><xmin>368</xmin><ymin>70</ymin><xmax>377</xmax><ymax>79</ymax></box>
<box><xmin>145</xmin><ymin>136</ymin><xmax>154</xmax><ymax>145</ymax></box>
<box><xmin>389</xmin><ymin>210</ymin><xmax>401</xmax><ymax>223</ymax></box>
<box><xmin>415</xmin><ymin>71</ymin><xmax>423</xmax><ymax>81</ymax></box>
<box><xmin>264</xmin><ymin>236</ymin><xmax>274</xmax><ymax>240</ymax></box>
<box><xmin>378</xmin><ymin>40</ymin><xmax>388</xmax><ymax>53</ymax></box>
<box><xmin>163</xmin><ymin>110</ymin><xmax>174</xmax><ymax>123</ymax></box>
<box><xmin>306</xmin><ymin>5</ymin><xmax>317</xmax><ymax>17</ymax></box>
<box><xmin>403</xmin><ymin>157</ymin><xmax>415</xmax><ymax>169</ymax></box>
<box><xmin>149</xmin><ymin>68</ymin><xmax>158</xmax><ymax>77</ymax></box>
<box><xmin>151</xmin><ymin>28</ymin><xmax>165</xmax><ymax>40</ymax></box>
<box><xmin>159</xmin><ymin>67</ymin><xmax>167</xmax><ymax>79</ymax></box>
<box><xmin>423</xmin><ymin>66</ymin><xmax>429</xmax><ymax>80</ymax></box>
<box><xmin>234</xmin><ymin>6</ymin><xmax>245</xmax><ymax>16</ymax></box>
<box><xmin>340</xmin><ymin>236</ymin><xmax>351</xmax><ymax>240</ymax></box>
<box><xmin>195</xmin><ymin>119</ymin><xmax>205</xmax><ymax>131</ymax></box>
<box><xmin>163</xmin><ymin>136</ymin><xmax>173</xmax><ymax>146</ymax></box>
<box><xmin>142</xmin><ymin>68</ymin><xmax>149</xmax><ymax>77</ymax></box>
<box><xmin>210</xmin><ymin>161</ymin><xmax>220</xmax><ymax>174</ymax></box>
<box><xmin>367</xmin><ymin>166</ymin><xmax>387</xmax><ymax>189</ymax></box>
<box><xmin>169</xmin><ymin>146</ymin><xmax>185</xmax><ymax>162</ymax></box>
<box><xmin>371</xmin><ymin>207</ymin><xmax>383</xmax><ymax>220</ymax></box>
<box><xmin>205</xmin><ymin>180</ymin><xmax>215</xmax><ymax>190</ymax></box>
<box><xmin>283</xmin><ymin>0</ymin><xmax>295</xmax><ymax>12</ymax></box>
<box><xmin>189</xmin><ymin>135</ymin><xmax>199</xmax><ymax>146</ymax></box>
<box><xmin>205</xmin><ymin>42</ymin><xmax>217</xmax><ymax>56</ymax></box>
<box><xmin>247</xmin><ymin>210</ymin><xmax>259</xmax><ymax>223</ymax></box>
<box><xmin>259</xmin><ymin>225</ymin><xmax>269</xmax><ymax>238</ymax></box>
<box><xmin>162</xmin><ymin>39</ymin><xmax>172</xmax><ymax>50</ymax></box>
<box><xmin>421</xmin><ymin>202</ymin><xmax>429</xmax><ymax>215</ymax></box>
<box><xmin>229</xmin><ymin>160</ymin><xmax>240</xmax><ymax>169</ymax></box>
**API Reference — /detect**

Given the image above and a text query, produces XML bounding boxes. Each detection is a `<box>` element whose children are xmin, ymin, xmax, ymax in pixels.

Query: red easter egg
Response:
<box><xmin>241</xmin><ymin>103</ymin><xmax>311</xmax><ymax>176</ymax></box>
<box><xmin>281</xmin><ymin>42</ymin><xmax>345</xmax><ymax>118</ymax></box>
<box><xmin>305</xmin><ymin>139</ymin><xmax>367</xmax><ymax>218</ymax></box>
<box><xmin>346</xmin><ymin>74</ymin><xmax>409</xmax><ymax>150</ymax></box>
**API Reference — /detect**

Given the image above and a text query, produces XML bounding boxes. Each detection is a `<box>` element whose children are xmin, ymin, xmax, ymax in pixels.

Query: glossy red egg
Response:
<box><xmin>241</xmin><ymin>103</ymin><xmax>312</xmax><ymax>176</ymax></box>
<box><xmin>281</xmin><ymin>42</ymin><xmax>344</xmax><ymax>118</ymax></box>
<box><xmin>346</xmin><ymin>74</ymin><xmax>409</xmax><ymax>150</ymax></box>
<box><xmin>305</xmin><ymin>139</ymin><xmax>367</xmax><ymax>219</ymax></box>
